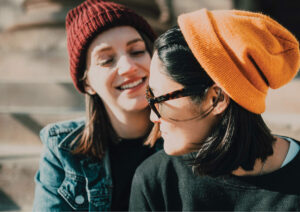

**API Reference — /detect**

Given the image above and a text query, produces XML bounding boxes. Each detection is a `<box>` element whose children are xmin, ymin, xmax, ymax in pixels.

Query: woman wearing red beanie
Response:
<box><xmin>129</xmin><ymin>9</ymin><xmax>300</xmax><ymax>211</ymax></box>
<box><xmin>33</xmin><ymin>0</ymin><xmax>158</xmax><ymax>211</ymax></box>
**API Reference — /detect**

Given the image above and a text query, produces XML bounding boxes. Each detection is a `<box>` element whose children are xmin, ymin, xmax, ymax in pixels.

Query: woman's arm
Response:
<box><xmin>33</xmin><ymin>132</ymin><xmax>72</xmax><ymax>211</ymax></box>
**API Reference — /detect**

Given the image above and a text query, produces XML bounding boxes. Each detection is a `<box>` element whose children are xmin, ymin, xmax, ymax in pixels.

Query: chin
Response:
<box><xmin>163</xmin><ymin>135</ymin><xmax>194</xmax><ymax>156</ymax></box>
<box><xmin>121</xmin><ymin>99</ymin><xmax>149</xmax><ymax>112</ymax></box>
<box><xmin>164</xmin><ymin>148</ymin><xmax>177</xmax><ymax>156</ymax></box>
<box><xmin>163</xmin><ymin>139</ymin><xmax>184</xmax><ymax>156</ymax></box>
<box><xmin>164</xmin><ymin>147</ymin><xmax>185</xmax><ymax>156</ymax></box>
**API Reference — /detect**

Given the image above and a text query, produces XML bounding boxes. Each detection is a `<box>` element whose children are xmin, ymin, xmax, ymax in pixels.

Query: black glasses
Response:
<box><xmin>146</xmin><ymin>85</ymin><xmax>220</xmax><ymax>122</ymax></box>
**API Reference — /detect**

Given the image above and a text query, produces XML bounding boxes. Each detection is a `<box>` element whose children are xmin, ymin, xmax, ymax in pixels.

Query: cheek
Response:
<box><xmin>88</xmin><ymin>69</ymin><xmax>115</xmax><ymax>88</ymax></box>
<box><xmin>137</xmin><ymin>54</ymin><xmax>151</xmax><ymax>74</ymax></box>
<box><xmin>88</xmin><ymin>68</ymin><xmax>116</xmax><ymax>97</ymax></box>
<box><xmin>161</xmin><ymin>121</ymin><xmax>212</xmax><ymax>155</ymax></box>
<box><xmin>165</xmin><ymin>123</ymin><xmax>204</xmax><ymax>142</ymax></box>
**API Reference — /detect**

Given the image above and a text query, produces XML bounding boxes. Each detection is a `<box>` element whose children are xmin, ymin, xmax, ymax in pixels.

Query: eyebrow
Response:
<box><xmin>93</xmin><ymin>38</ymin><xmax>144</xmax><ymax>55</ymax></box>
<box><xmin>127</xmin><ymin>38</ymin><xmax>144</xmax><ymax>46</ymax></box>
<box><xmin>93</xmin><ymin>46</ymin><xmax>113</xmax><ymax>55</ymax></box>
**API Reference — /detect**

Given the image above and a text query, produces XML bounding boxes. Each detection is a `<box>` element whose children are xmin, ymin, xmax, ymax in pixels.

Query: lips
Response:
<box><xmin>116</xmin><ymin>77</ymin><xmax>146</xmax><ymax>91</ymax></box>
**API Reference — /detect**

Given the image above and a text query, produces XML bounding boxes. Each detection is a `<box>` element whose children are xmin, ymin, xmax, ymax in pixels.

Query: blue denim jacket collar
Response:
<box><xmin>56</xmin><ymin>120</ymin><xmax>113</xmax><ymax>210</ymax></box>
<box><xmin>56</xmin><ymin>121</ymin><xmax>112</xmax><ymax>180</ymax></box>
<box><xmin>57</xmin><ymin>122</ymin><xmax>84</xmax><ymax>151</ymax></box>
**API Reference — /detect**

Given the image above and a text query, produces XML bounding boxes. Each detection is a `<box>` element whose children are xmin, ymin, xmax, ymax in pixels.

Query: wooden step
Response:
<box><xmin>0</xmin><ymin>113</ymin><xmax>84</xmax><ymax>145</ymax></box>
<box><xmin>0</xmin><ymin>82</ymin><xmax>84</xmax><ymax>111</ymax></box>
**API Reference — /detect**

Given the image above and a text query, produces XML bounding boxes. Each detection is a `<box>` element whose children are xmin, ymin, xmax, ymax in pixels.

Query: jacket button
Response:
<box><xmin>75</xmin><ymin>195</ymin><xmax>85</xmax><ymax>205</ymax></box>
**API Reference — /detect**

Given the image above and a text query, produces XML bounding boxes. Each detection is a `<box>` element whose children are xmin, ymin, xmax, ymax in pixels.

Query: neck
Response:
<box><xmin>105</xmin><ymin>105</ymin><xmax>152</xmax><ymax>139</ymax></box>
<box><xmin>232</xmin><ymin>136</ymin><xmax>290</xmax><ymax>176</ymax></box>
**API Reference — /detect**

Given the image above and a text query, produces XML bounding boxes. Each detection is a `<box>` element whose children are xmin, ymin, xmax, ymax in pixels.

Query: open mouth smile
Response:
<box><xmin>117</xmin><ymin>77</ymin><xmax>147</xmax><ymax>91</ymax></box>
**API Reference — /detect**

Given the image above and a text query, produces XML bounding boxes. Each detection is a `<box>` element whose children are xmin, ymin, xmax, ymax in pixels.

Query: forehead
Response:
<box><xmin>88</xmin><ymin>26</ymin><xmax>143</xmax><ymax>52</ymax></box>
<box><xmin>149</xmin><ymin>52</ymin><xmax>183</xmax><ymax>96</ymax></box>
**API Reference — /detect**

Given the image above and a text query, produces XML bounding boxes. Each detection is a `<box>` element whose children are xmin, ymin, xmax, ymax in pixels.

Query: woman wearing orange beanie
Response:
<box><xmin>33</xmin><ymin>0</ymin><xmax>159</xmax><ymax>211</ymax></box>
<box><xmin>129</xmin><ymin>9</ymin><xmax>300</xmax><ymax>211</ymax></box>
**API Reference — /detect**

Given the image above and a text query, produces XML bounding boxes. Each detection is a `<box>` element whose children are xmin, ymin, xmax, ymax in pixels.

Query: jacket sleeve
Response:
<box><xmin>33</xmin><ymin>127</ymin><xmax>72</xmax><ymax>212</ymax></box>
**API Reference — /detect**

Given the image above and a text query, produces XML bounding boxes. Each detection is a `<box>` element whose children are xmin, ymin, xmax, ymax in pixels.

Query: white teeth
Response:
<box><xmin>120</xmin><ymin>79</ymin><xmax>143</xmax><ymax>90</ymax></box>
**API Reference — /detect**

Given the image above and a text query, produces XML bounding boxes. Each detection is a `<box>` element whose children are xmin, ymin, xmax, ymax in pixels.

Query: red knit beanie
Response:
<box><xmin>66</xmin><ymin>0</ymin><xmax>156</xmax><ymax>93</ymax></box>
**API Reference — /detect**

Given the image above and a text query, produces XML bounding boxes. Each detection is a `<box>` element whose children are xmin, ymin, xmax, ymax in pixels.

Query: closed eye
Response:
<box><xmin>98</xmin><ymin>58</ymin><xmax>114</xmax><ymax>66</ymax></box>
<box><xmin>131</xmin><ymin>50</ymin><xmax>146</xmax><ymax>56</ymax></box>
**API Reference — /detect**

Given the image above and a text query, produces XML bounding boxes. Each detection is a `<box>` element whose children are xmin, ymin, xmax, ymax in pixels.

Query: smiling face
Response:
<box><xmin>149</xmin><ymin>52</ymin><xmax>219</xmax><ymax>155</ymax></box>
<box><xmin>85</xmin><ymin>26</ymin><xmax>151</xmax><ymax>112</ymax></box>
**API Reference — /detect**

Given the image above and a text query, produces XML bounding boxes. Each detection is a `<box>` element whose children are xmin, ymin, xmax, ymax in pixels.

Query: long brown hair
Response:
<box><xmin>72</xmin><ymin>94</ymin><xmax>116</xmax><ymax>160</ymax></box>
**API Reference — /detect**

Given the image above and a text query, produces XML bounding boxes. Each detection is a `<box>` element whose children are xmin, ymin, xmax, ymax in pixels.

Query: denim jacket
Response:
<box><xmin>33</xmin><ymin>118</ymin><xmax>115</xmax><ymax>211</ymax></box>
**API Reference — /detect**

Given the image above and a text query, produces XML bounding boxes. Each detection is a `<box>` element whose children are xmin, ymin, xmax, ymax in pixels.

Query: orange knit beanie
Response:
<box><xmin>178</xmin><ymin>9</ymin><xmax>300</xmax><ymax>114</ymax></box>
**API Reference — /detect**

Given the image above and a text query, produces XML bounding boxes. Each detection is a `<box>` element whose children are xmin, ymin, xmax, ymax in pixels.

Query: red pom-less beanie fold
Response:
<box><xmin>66</xmin><ymin>0</ymin><xmax>156</xmax><ymax>93</ymax></box>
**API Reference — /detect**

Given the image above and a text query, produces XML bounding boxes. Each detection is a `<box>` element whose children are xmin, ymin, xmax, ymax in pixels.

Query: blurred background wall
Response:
<box><xmin>0</xmin><ymin>0</ymin><xmax>299</xmax><ymax>211</ymax></box>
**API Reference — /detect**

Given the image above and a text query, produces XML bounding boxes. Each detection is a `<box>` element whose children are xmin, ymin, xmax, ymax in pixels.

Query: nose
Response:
<box><xmin>150</xmin><ymin>109</ymin><xmax>161</xmax><ymax>123</ymax></box>
<box><xmin>117</xmin><ymin>55</ymin><xmax>138</xmax><ymax>76</ymax></box>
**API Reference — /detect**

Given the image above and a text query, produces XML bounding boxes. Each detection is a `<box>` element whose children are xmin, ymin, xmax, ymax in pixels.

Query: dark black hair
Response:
<box><xmin>153</xmin><ymin>26</ymin><xmax>275</xmax><ymax>176</ymax></box>
<box><xmin>154</xmin><ymin>26</ymin><xmax>213</xmax><ymax>100</ymax></box>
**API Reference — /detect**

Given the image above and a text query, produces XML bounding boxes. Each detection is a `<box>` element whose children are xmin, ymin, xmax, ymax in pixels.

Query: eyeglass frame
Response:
<box><xmin>146</xmin><ymin>85</ymin><xmax>221</xmax><ymax>122</ymax></box>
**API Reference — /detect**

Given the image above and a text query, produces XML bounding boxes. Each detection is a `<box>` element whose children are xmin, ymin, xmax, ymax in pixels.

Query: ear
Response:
<box><xmin>209</xmin><ymin>84</ymin><xmax>230</xmax><ymax>115</ymax></box>
<box><xmin>83</xmin><ymin>72</ymin><xmax>96</xmax><ymax>95</ymax></box>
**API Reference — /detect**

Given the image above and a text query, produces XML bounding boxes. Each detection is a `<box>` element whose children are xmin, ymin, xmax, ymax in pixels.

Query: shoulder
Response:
<box><xmin>39</xmin><ymin>117</ymin><xmax>86</xmax><ymax>151</ymax></box>
<box><xmin>131</xmin><ymin>150</ymin><xmax>197</xmax><ymax>207</ymax></box>
<box><xmin>278</xmin><ymin>135</ymin><xmax>300</xmax><ymax>143</ymax></box>
<box><xmin>37</xmin><ymin>117</ymin><xmax>87</xmax><ymax>180</ymax></box>
<box><xmin>134</xmin><ymin>149</ymin><xmax>190</xmax><ymax>181</ymax></box>
<box><xmin>135</xmin><ymin>150</ymin><xmax>168</xmax><ymax>173</ymax></box>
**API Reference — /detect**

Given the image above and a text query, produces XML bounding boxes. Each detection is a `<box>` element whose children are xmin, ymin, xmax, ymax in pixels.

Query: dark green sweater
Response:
<box><xmin>129</xmin><ymin>142</ymin><xmax>300</xmax><ymax>211</ymax></box>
